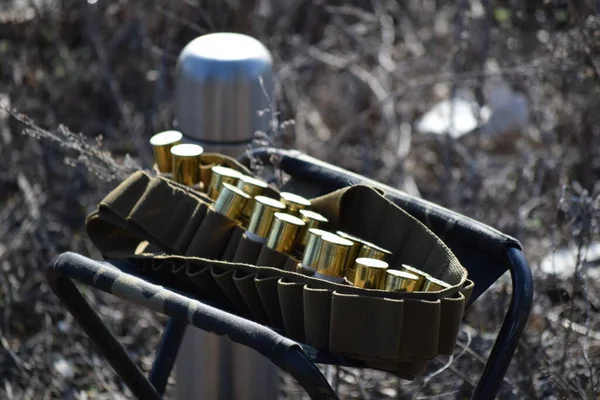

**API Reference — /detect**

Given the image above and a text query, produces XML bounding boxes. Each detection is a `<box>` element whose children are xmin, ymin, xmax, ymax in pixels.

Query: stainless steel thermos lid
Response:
<box><xmin>174</xmin><ymin>33</ymin><xmax>274</xmax><ymax>156</ymax></box>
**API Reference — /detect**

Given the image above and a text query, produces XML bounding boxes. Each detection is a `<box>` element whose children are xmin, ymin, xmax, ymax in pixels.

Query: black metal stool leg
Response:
<box><xmin>149</xmin><ymin>318</ymin><xmax>187</xmax><ymax>396</ymax></box>
<box><xmin>284</xmin><ymin>349</ymin><xmax>339</xmax><ymax>399</ymax></box>
<box><xmin>46</xmin><ymin>271</ymin><xmax>162</xmax><ymax>400</ymax></box>
<box><xmin>471</xmin><ymin>248</ymin><xmax>534</xmax><ymax>399</ymax></box>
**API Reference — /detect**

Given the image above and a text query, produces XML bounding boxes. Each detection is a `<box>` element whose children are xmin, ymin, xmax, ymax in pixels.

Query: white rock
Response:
<box><xmin>539</xmin><ymin>242</ymin><xmax>600</xmax><ymax>280</ymax></box>
<box><xmin>416</xmin><ymin>96</ymin><xmax>489</xmax><ymax>139</ymax></box>
<box><xmin>480</xmin><ymin>79</ymin><xmax>529</xmax><ymax>137</ymax></box>
<box><xmin>416</xmin><ymin>74</ymin><xmax>529</xmax><ymax>143</ymax></box>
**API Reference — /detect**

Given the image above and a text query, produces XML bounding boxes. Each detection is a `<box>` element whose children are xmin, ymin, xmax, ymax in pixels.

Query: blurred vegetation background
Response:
<box><xmin>2</xmin><ymin>0</ymin><xmax>600</xmax><ymax>398</ymax></box>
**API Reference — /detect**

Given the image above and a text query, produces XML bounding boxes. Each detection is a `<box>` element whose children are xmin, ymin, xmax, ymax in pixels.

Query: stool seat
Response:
<box><xmin>46</xmin><ymin>148</ymin><xmax>533</xmax><ymax>399</ymax></box>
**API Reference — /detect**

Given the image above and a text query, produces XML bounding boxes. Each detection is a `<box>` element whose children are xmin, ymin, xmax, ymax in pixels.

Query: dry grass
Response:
<box><xmin>1</xmin><ymin>0</ymin><xmax>600</xmax><ymax>398</ymax></box>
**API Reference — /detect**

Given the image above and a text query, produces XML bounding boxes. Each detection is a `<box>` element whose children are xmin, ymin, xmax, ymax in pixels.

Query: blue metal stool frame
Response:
<box><xmin>46</xmin><ymin>148</ymin><xmax>533</xmax><ymax>399</ymax></box>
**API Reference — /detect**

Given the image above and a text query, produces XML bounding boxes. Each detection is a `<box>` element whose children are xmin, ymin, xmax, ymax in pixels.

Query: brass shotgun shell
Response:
<box><xmin>398</xmin><ymin>264</ymin><xmax>429</xmax><ymax>291</ymax></box>
<box><xmin>150</xmin><ymin>130</ymin><xmax>183</xmax><ymax>174</ymax></box>
<box><xmin>353</xmin><ymin>258</ymin><xmax>389</xmax><ymax>289</ymax></box>
<box><xmin>314</xmin><ymin>233</ymin><xmax>353</xmax><ymax>281</ymax></box>
<box><xmin>213</xmin><ymin>182</ymin><xmax>251</xmax><ymax>222</ymax></box>
<box><xmin>247</xmin><ymin>195</ymin><xmax>286</xmax><ymax>240</ymax></box>
<box><xmin>237</xmin><ymin>175</ymin><xmax>269</xmax><ymax>221</ymax></box>
<box><xmin>385</xmin><ymin>270</ymin><xmax>420</xmax><ymax>292</ymax></box>
<box><xmin>357</xmin><ymin>241</ymin><xmax>392</xmax><ymax>262</ymax></box>
<box><xmin>422</xmin><ymin>276</ymin><xmax>451</xmax><ymax>292</ymax></box>
<box><xmin>207</xmin><ymin>166</ymin><xmax>242</xmax><ymax>200</ymax></box>
<box><xmin>266</xmin><ymin>213</ymin><xmax>305</xmax><ymax>254</ymax></box>
<box><xmin>335</xmin><ymin>231</ymin><xmax>365</xmax><ymax>283</ymax></box>
<box><xmin>300</xmin><ymin>228</ymin><xmax>330</xmax><ymax>271</ymax></box>
<box><xmin>279</xmin><ymin>192</ymin><xmax>311</xmax><ymax>215</ymax></box>
<box><xmin>170</xmin><ymin>143</ymin><xmax>203</xmax><ymax>186</ymax></box>
<box><xmin>297</xmin><ymin>210</ymin><xmax>328</xmax><ymax>247</ymax></box>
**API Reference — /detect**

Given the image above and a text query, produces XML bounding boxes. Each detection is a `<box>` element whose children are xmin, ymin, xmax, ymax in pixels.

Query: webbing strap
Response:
<box><xmin>85</xmin><ymin>167</ymin><xmax>473</xmax><ymax>379</ymax></box>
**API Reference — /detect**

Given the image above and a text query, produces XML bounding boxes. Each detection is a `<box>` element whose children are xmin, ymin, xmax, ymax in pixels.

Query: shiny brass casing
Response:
<box><xmin>385</xmin><ymin>270</ymin><xmax>420</xmax><ymax>292</ymax></box>
<box><xmin>208</xmin><ymin>166</ymin><xmax>242</xmax><ymax>200</ymax></box>
<box><xmin>336</xmin><ymin>231</ymin><xmax>366</xmax><ymax>283</ymax></box>
<box><xmin>279</xmin><ymin>192</ymin><xmax>311</xmax><ymax>215</ymax></box>
<box><xmin>423</xmin><ymin>276</ymin><xmax>451</xmax><ymax>292</ymax></box>
<box><xmin>301</xmin><ymin>228</ymin><xmax>330</xmax><ymax>270</ymax></box>
<box><xmin>200</xmin><ymin>163</ymin><xmax>217</xmax><ymax>189</ymax></box>
<box><xmin>150</xmin><ymin>130</ymin><xmax>183</xmax><ymax>173</ymax></box>
<box><xmin>266</xmin><ymin>213</ymin><xmax>305</xmax><ymax>254</ymax></box>
<box><xmin>171</xmin><ymin>143</ymin><xmax>204</xmax><ymax>186</ymax></box>
<box><xmin>315</xmin><ymin>233</ymin><xmax>353</xmax><ymax>279</ymax></box>
<box><xmin>237</xmin><ymin>175</ymin><xmax>269</xmax><ymax>221</ymax></box>
<box><xmin>297</xmin><ymin>210</ymin><xmax>328</xmax><ymax>247</ymax></box>
<box><xmin>398</xmin><ymin>264</ymin><xmax>429</xmax><ymax>291</ymax></box>
<box><xmin>214</xmin><ymin>182</ymin><xmax>251</xmax><ymax>222</ymax></box>
<box><xmin>357</xmin><ymin>241</ymin><xmax>392</xmax><ymax>261</ymax></box>
<box><xmin>247</xmin><ymin>196</ymin><xmax>286</xmax><ymax>238</ymax></box>
<box><xmin>353</xmin><ymin>258</ymin><xmax>389</xmax><ymax>289</ymax></box>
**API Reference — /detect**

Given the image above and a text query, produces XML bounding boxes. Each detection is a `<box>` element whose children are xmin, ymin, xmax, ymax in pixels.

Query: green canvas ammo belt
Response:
<box><xmin>85</xmin><ymin>154</ymin><xmax>474</xmax><ymax>379</ymax></box>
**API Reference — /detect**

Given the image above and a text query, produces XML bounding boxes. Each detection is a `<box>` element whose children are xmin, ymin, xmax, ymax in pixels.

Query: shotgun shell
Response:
<box><xmin>299</xmin><ymin>228</ymin><xmax>330</xmax><ymax>273</ymax></box>
<box><xmin>213</xmin><ymin>182</ymin><xmax>251</xmax><ymax>222</ymax></box>
<box><xmin>237</xmin><ymin>175</ymin><xmax>269</xmax><ymax>222</ymax></box>
<box><xmin>336</xmin><ymin>231</ymin><xmax>366</xmax><ymax>283</ymax></box>
<box><xmin>385</xmin><ymin>270</ymin><xmax>420</xmax><ymax>292</ymax></box>
<box><xmin>246</xmin><ymin>196</ymin><xmax>286</xmax><ymax>241</ymax></box>
<box><xmin>266</xmin><ymin>213</ymin><xmax>305</xmax><ymax>254</ymax></box>
<box><xmin>207</xmin><ymin>165</ymin><xmax>242</xmax><ymax>200</ymax></box>
<box><xmin>314</xmin><ymin>233</ymin><xmax>353</xmax><ymax>281</ymax></box>
<box><xmin>297</xmin><ymin>210</ymin><xmax>328</xmax><ymax>247</ymax></box>
<box><xmin>398</xmin><ymin>264</ymin><xmax>429</xmax><ymax>291</ymax></box>
<box><xmin>279</xmin><ymin>192</ymin><xmax>311</xmax><ymax>215</ymax></box>
<box><xmin>150</xmin><ymin>130</ymin><xmax>183</xmax><ymax>174</ymax></box>
<box><xmin>171</xmin><ymin>143</ymin><xmax>204</xmax><ymax>186</ymax></box>
<box><xmin>357</xmin><ymin>241</ymin><xmax>392</xmax><ymax>262</ymax></box>
<box><xmin>353</xmin><ymin>258</ymin><xmax>389</xmax><ymax>289</ymax></box>
<box><xmin>422</xmin><ymin>276</ymin><xmax>451</xmax><ymax>292</ymax></box>
<box><xmin>199</xmin><ymin>163</ymin><xmax>217</xmax><ymax>189</ymax></box>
